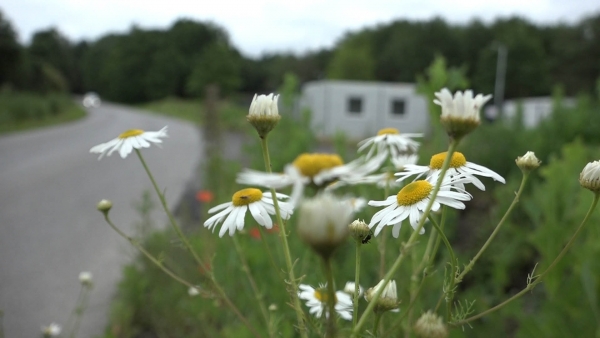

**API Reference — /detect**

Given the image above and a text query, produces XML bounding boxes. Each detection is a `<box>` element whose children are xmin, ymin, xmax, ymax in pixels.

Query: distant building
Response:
<box><xmin>485</xmin><ymin>97</ymin><xmax>576</xmax><ymax>129</ymax></box>
<box><xmin>299</xmin><ymin>80</ymin><xmax>429</xmax><ymax>139</ymax></box>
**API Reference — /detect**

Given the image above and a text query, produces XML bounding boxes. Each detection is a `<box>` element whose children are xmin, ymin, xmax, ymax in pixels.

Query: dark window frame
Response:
<box><xmin>347</xmin><ymin>96</ymin><xmax>363</xmax><ymax>114</ymax></box>
<box><xmin>391</xmin><ymin>98</ymin><xmax>407</xmax><ymax>116</ymax></box>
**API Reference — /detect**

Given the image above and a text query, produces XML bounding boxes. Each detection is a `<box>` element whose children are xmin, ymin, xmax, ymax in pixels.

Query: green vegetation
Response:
<box><xmin>139</xmin><ymin>96</ymin><xmax>251</xmax><ymax>131</ymax></box>
<box><xmin>2</xmin><ymin>9</ymin><xmax>600</xmax><ymax>104</ymax></box>
<box><xmin>0</xmin><ymin>91</ymin><xmax>85</xmax><ymax>134</ymax></box>
<box><xmin>102</xmin><ymin>69</ymin><xmax>600</xmax><ymax>336</ymax></box>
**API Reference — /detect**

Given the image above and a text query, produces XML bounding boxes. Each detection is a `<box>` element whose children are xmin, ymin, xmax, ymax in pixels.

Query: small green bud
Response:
<box><xmin>97</xmin><ymin>199</ymin><xmax>113</xmax><ymax>214</ymax></box>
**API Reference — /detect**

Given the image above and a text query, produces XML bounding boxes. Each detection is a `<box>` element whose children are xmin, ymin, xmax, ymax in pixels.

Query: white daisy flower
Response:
<box><xmin>369</xmin><ymin>173</ymin><xmax>472</xmax><ymax>237</ymax></box>
<box><xmin>358</xmin><ymin>128</ymin><xmax>422</xmax><ymax>160</ymax></box>
<box><xmin>297</xmin><ymin>193</ymin><xmax>354</xmax><ymax>258</ymax></box>
<box><xmin>314</xmin><ymin>152</ymin><xmax>387</xmax><ymax>186</ymax></box>
<box><xmin>434</xmin><ymin>88</ymin><xmax>491</xmax><ymax>123</ymax></box>
<box><xmin>204</xmin><ymin>188</ymin><xmax>293</xmax><ymax>237</ymax></box>
<box><xmin>41</xmin><ymin>322</ymin><xmax>61</xmax><ymax>336</ymax></box>
<box><xmin>343</xmin><ymin>281</ymin><xmax>364</xmax><ymax>298</ymax></box>
<box><xmin>396</xmin><ymin>151</ymin><xmax>505</xmax><ymax>191</ymax></box>
<box><xmin>434</xmin><ymin>88</ymin><xmax>492</xmax><ymax>138</ymax></box>
<box><xmin>90</xmin><ymin>126</ymin><xmax>168</xmax><ymax>159</ymax></box>
<box><xmin>346</xmin><ymin>196</ymin><xmax>367</xmax><ymax>213</ymax></box>
<box><xmin>298</xmin><ymin>284</ymin><xmax>353</xmax><ymax>321</ymax></box>
<box><xmin>236</xmin><ymin>164</ymin><xmax>308</xmax><ymax>205</ymax></box>
<box><xmin>237</xmin><ymin>153</ymin><xmax>385</xmax><ymax>204</ymax></box>
<box><xmin>580</xmin><ymin>160</ymin><xmax>600</xmax><ymax>192</ymax></box>
<box><xmin>329</xmin><ymin>154</ymin><xmax>419</xmax><ymax>191</ymax></box>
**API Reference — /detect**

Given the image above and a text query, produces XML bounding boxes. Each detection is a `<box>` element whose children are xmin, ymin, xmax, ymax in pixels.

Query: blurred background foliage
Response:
<box><xmin>1</xmin><ymin>9</ymin><xmax>600</xmax><ymax>102</ymax></box>
<box><xmin>3</xmin><ymin>5</ymin><xmax>600</xmax><ymax>337</ymax></box>
<box><xmin>101</xmin><ymin>72</ymin><xmax>600</xmax><ymax>336</ymax></box>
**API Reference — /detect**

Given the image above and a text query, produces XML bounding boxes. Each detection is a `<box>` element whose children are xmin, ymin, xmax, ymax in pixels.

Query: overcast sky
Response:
<box><xmin>3</xmin><ymin>0</ymin><xmax>599</xmax><ymax>57</ymax></box>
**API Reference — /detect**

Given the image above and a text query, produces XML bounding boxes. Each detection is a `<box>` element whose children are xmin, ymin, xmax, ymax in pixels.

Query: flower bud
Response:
<box><xmin>349</xmin><ymin>219</ymin><xmax>372</xmax><ymax>244</ymax></box>
<box><xmin>515</xmin><ymin>151</ymin><xmax>541</xmax><ymax>173</ymax></box>
<box><xmin>247</xmin><ymin>93</ymin><xmax>281</xmax><ymax>138</ymax></box>
<box><xmin>414</xmin><ymin>311</ymin><xmax>448</xmax><ymax>338</ymax></box>
<box><xmin>78</xmin><ymin>271</ymin><xmax>93</xmax><ymax>287</ymax></box>
<box><xmin>580</xmin><ymin>160</ymin><xmax>600</xmax><ymax>192</ymax></box>
<box><xmin>97</xmin><ymin>199</ymin><xmax>113</xmax><ymax>214</ymax></box>
<box><xmin>41</xmin><ymin>323</ymin><xmax>61</xmax><ymax>337</ymax></box>
<box><xmin>365</xmin><ymin>279</ymin><xmax>400</xmax><ymax>313</ymax></box>
<box><xmin>188</xmin><ymin>286</ymin><xmax>200</xmax><ymax>297</ymax></box>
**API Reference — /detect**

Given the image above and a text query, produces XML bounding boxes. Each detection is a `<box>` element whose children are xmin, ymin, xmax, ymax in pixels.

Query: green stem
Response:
<box><xmin>378</xmin><ymin>181</ymin><xmax>391</xmax><ymax>278</ymax></box>
<box><xmin>135</xmin><ymin>150</ymin><xmax>209</xmax><ymax>272</ymax></box>
<box><xmin>353</xmin><ymin>240</ymin><xmax>362</xmax><ymax>328</ymax></box>
<box><xmin>352</xmin><ymin>140</ymin><xmax>460</xmax><ymax>335</ymax></box>
<box><xmin>232</xmin><ymin>236</ymin><xmax>273</xmax><ymax>337</ymax></box>
<box><xmin>428</xmin><ymin>214</ymin><xmax>457</xmax><ymax>320</ymax></box>
<box><xmin>64</xmin><ymin>286</ymin><xmax>85</xmax><ymax>337</ymax></box>
<box><xmin>103</xmin><ymin>213</ymin><xmax>261</xmax><ymax>338</ymax></box>
<box><xmin>430</xmin><ymin>207</ymin><xmax>448</xmax><ymax>265</ymax></box>
<box><xmin>373</xmin><ymin>313</ymin><xmax>382</xmax><ymax>336</ymax></box>
<box><xmin>69</xmin><ymin>286</ymin><xmax>91</xmax><ymax>338</ymax></box>
<box><xmin>257</xmin><ymin>226</ymin><xmax>282</xmax><ymax>274</ymax></box>
<box><xmin>456</xmin><ymin>173</ymin><xmax>529</xmax><ymax>283</ymax></box>
<box><xmin>323</xmin><ymin>257</ymin><xmax>338</xmax><ymax>337</ymax></box>
<box><xmin>407</xmin><ymin>221</ymin><xmax>438</xmax><ymax>330</ymax></box>
<box><xmin>259</xmin><ymin>136</ymin><xmax>308</xmax><ymax>338</ymax></box>
<box><xmin>453</xmin><ymin>192</ymin><xmax>600</xmax><ymax>325</ymax></box>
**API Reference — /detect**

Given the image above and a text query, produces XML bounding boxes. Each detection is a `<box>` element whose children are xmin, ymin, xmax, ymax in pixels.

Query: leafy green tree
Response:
<box><xmin>0</xmin><ymin>10</ymin><xmax>21</xmax><ymax>87</ymax></box>
<box><xmin>326</xmin><ymin>31</ymin><xmax>375</xmax><ymax>80</ymax></box>
<box><xmin>29</xmin><ymin>28</ymin><xmax>78</xmax><ymax>91</ymax></box>
<box><xmin>144</xmin><ymin>47</ymin><xmax>187</xmax><ymax>100</ymax></box>
<box><xmin>186</xmin><ymin>43</ymin><xmax>241</xmax><ymax>97</ymax></box>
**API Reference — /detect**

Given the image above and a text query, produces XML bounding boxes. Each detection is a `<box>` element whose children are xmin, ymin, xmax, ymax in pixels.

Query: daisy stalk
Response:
<box><xmin>322</xmin><ymin>258</ymin><xmax>338</xmax><ymax>337</ymax></box>
<box><xmin>231</xmin><ymin>236</ymin><xmax>273</xmax><ymax>337</ymax></box>
<box><xmin>101</xmin><ymin>210</ymin><xmax>261</xmax><ymax>337</ymax></box>
<box><xmin>453</xmin><ymin>192</ymin><xmax>600</xmax><ymax>326</ymax></box>
<box><xmin>378</xmin><ymin>180</ymin><xmax>391</xmax><ymax>279</ymax></box>
<box><xmin>427</xmin><ymin>214</ymin><xmax>457</xmax><ymax>319</ymax></box>
<box><xmin>406</xmin><ymin>218</ymin><xmax>439</xmax><ymax>331</ymax></box>
<box><xmin>132</xmin><ymin>149</ymin><xmax>261</xmax><ymax>337</ymax></box>
<box><xmin>352</xmin><ymin>140</ymin><xmax>460</xmax><ymax>335</ymax></box>
<box><xmin>64</xmin><ymin>281</ymin><xmax>92</xmax><ymax>338</ymax></box>
<box><xmin>259</xmin><ymin>135</ymin><xmax>308</xmax><ymax>337</ymax></box>
<box><xmin>455</xmin><ymin>172</ymin><xmax>530</xmax><ymax>285</ymax></box>
<box><xmin>353</xmin><ymin>239</ymin><xmax>362</xmax><ymax>327</ymax></box>
<box><xmin>405</xmin><ymin>207</ymin><xmax>449</xmax><ymax>320</ymax></box>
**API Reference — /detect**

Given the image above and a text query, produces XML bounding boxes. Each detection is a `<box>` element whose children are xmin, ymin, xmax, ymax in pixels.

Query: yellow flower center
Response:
<box><xmin>377</xmin><ymin>128</ymin><xmax>400</xmax><ymax>136</ymax></box>
<box><xmin>314</xmin><ymin>288</ymin><xmax>337</xmax><ymax>303</ymax></box>
<box><xmin>119</xmin><ymin>129</ymin><xmax>144</xmax><ymax>139</ymax></box>
<box><xmin>232</xmin><ymin>188</ymin><xmax>263</xmax><ymax>206</ymax></box>
<box><xmin>396</xmin><ymin>181</ymin><xmax>433</xmax><ymax>206</ymax></box>
<box><xmin>429</xmin><ymin>151</ymin><xmax>467</xmax><ymax>169</ymax></box>
<box><xmin>293</xmin><ymin>153</ymin><xmax>344</xmax><ymax>178</ymax></box>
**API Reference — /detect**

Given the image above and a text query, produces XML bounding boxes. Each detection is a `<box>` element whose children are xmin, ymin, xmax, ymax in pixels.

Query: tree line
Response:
<box><xmin>1</xmin><ymin>9</ymin><xmax>599</xmax><ymax>103</ymax></box>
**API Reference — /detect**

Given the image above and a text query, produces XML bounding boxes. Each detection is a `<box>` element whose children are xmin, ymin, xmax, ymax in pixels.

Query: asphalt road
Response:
<box><xmin>0</xmin><ymin>102</ymin><xmax>202</xmax><ymax>337</ymax></box>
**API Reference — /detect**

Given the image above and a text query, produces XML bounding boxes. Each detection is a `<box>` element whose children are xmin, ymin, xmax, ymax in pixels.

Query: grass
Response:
<box><xmin>139</xmin><ymin>96</ymin><xmax>251</xmax><ymax>131</ymax></box>
<box><xmin>0</xmin><ymin>91</ymin><xmax>86</xmax><ymax>135</ymax></box>
<box><xmin>140</xmin><ymin>97</ymin><xmax>203</xmax><ymax>124</ymax></box>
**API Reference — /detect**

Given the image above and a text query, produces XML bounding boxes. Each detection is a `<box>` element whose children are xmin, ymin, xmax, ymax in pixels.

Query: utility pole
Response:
<box><xmin>494</xmin><ymin>44</ymin><xmax>508</xmax><ymax>117</ymax></box>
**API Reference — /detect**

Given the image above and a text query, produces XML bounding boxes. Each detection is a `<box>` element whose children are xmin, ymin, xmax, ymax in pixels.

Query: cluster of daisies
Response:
<box><xmin>89</xmin><ymin>88</ymin><xmax>509</xmax><ymax>320</ymax></box>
